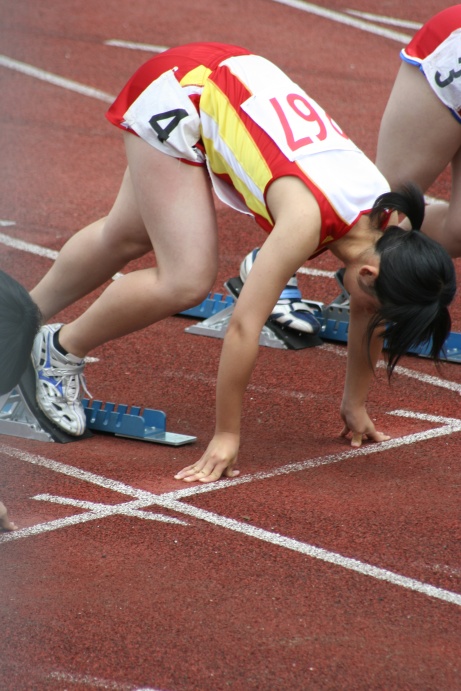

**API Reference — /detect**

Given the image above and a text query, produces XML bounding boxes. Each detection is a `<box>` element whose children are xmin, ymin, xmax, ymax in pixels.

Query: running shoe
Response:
<box><xmin>239</xmin><ymin>248</ymin><xmax>321</xmax><ymax>334</ymax></box>
<box><xmin>31</xmin><ymin>323</ymin><xmax>90</xmax><ymax>435</ymax></box>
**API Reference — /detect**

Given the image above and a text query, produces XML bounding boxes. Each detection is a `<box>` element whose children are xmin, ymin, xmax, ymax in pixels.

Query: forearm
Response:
<box><xmin>214</xmin><ymin>322</ymin><xmax>260</xmax><ymax>436</ymax></box>
<box><xmin>343</xmin><ymin>304</ymin><xmax>382</xmax><ymax>408</ymax></box>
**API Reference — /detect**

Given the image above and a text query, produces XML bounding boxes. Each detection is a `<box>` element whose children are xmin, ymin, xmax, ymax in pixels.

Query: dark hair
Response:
<box><xmin>0</xmin><ymin>270</ymin><xmax>42</xmax><ymax>394</ymax></box>
<box><xmin>367</xmin><ymin>183</ymin><xmax>456</xmax><ymax>376</ymax></box>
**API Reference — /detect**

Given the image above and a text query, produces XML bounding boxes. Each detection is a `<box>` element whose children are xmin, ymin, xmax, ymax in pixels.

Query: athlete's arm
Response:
<box><xmin>339</xmin><ymin>270</ymin><xmax>390</xmax><ymax>447</ymax></box>
<box><xmin>175</xmin><ymin>178</ymin><xmax>322</xmax><ymax>482</ymax></box>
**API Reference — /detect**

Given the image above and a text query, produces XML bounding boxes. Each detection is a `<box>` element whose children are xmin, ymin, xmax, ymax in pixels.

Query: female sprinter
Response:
<box><xmin>0</xmin><ymin>43</ymin><xmax>455</xmax><ymax>483</ymax></box>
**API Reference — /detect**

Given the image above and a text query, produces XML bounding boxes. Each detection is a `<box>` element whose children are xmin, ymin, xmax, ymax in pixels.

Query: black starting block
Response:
<box><xmin>0</xmin><ymin>362</ymin><xmax>196</xmax><ymax>445</ymax></box>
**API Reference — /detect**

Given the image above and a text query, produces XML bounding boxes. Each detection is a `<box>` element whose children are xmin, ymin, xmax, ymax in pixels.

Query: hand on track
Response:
<box><xmin>174</xmin><ymin>433</ymin><xmax>240</xmax><ymax>483</ymax></box>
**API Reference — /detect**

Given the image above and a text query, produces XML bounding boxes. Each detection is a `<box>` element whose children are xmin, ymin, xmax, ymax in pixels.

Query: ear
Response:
<box><xmin>358</xmin><ymin>264</ymin><xmax>379</xmax><ymax>289</ymax></box>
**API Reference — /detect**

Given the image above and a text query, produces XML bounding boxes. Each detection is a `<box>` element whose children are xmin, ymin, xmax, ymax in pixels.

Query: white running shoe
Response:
<box><xmin>240</xmin><ymin>248</ymin><xmax>321</xmax><ymax>334</ymax></box>
<box><xmin>31</xmin><ymin>324</ymin><xmax>90</xmax><ymax>435</ymax></box>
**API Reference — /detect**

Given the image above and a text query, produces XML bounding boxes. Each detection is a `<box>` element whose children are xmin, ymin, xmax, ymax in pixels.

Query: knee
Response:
<box><xmin>100</xmin><ymin>220</ymin><xmax>152</xmax><ymax>263</ymax></box>
<box><xmin>166</xmin><ymin>269</ymin><xmax>218</xmax><ymax>312</ymax></box>
<box><xmin>173</xmin><ymin>280</ymin><xmax>216</xmax><ymax>312</ymax></box>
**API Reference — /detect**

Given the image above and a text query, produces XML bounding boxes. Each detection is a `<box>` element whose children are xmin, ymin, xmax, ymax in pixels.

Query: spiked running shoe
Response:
<box><xmin>31</xmin><ymin>323</ymin><xmax>89</xmax><ymax>435</ymax></box>
<box><xmin>240</xmin><ymin>248</ymin><xmax>321</xmax><ymax>334</ymax></box>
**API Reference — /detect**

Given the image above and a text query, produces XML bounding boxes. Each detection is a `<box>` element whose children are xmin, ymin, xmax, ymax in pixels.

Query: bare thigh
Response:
<box><xmin>376</xmin><ymin>62</ymin><xmax>461</xmax><ymax>191</ymax></box>
<box><xmin>123</xmin><ymin>132</ymin><xmax>219</xmax><ymax>297</ymax></box>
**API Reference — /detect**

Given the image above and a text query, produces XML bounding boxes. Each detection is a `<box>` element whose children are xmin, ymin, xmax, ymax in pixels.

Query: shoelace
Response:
<box><xmin>42</xmin><ymin>362</ymin><xmax>92</xmax><ymax>402</ymax></box>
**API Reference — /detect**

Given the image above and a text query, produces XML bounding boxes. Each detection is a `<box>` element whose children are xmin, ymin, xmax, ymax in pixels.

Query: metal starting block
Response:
<box><xmin>183</xmin><ymin>275</ymin><xmax>343</xmax><ymax>350</ymax></box>
<box><xmin>181</xmin><ymin>268</ymin><xmax>461</xmax><ymax>363</ymax></box>
<box><xmin>0</xmin><ymin>362</ymin><xmax>196</xmax><ymax>445</ymax></box>
<box><xmin>0</xmin><ymin>362</ymin><xmax>90</xmax><ymax>443</ymax></box>
<box><xmin>82</xmin><ymin>399</ymin><xmax>196</xmax><ymax>446</ymax></box>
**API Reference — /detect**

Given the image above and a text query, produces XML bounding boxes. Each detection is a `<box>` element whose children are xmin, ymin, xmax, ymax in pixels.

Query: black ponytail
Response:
<box><xmin>0</xmin><ymin>271</ymin><xmax>42</xmax><ymax>394</ymax></box>
<box><xmin>367</xmin><ymin>184</ymin><xmax>456</xmax><ymax>376</ymax></box>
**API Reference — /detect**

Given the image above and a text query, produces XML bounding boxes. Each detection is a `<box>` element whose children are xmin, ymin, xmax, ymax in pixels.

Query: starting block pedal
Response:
<box><xmin>181</xmin><ymin>267</ymin><xmax>461</xmax><ymax>363</ymax></box>
<box><xmin>184</xmin><ymin>278</ymin><xmax>323</xmax><ymax>350</ymax></box>
<box><xmin>0</xmin><ymin>362</ymin><xmax>196</xmax><ymax>445</ymax></box>
<box><xmin>82</xmin><ymin>399</ymin><xmax>196</xmax><ymax>446</ymax></box>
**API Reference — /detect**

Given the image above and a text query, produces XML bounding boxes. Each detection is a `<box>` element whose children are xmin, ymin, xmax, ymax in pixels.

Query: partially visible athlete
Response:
<box><xmin>0</xmin><ymin>43</ymin><xmax>455</xmax><ymax>483</ymax></box>
<box><xmin>377</xmin><ymin>5</ymin><xmax>461</xmax><ymax>257</ymax></box>
<box><xmin>0</xmin><ymin>501</ymin><xmax>18</xmax><ymax>532</ymax></box>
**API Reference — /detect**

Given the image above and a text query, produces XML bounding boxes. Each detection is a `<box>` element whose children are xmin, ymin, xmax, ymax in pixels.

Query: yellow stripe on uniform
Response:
<box><xmin>179</xmin><ymin>66</ymin><xmax>212</xmax><ymax>87</ymax></box>
<box><xmin>200</xmin><ymin>79</ymin><xmax>272</xmax><ymax>223</ymax></box>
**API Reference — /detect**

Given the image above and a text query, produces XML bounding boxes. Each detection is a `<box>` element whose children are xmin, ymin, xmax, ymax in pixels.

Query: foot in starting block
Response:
<box><xmin>0</xmin><ymin>362</ymin><xmax>196</xmax><ymax>445</ymax></box>
<box><xmin>185</xmin><ymin>277</ymin><xmax>324</xmax><ymax>350</ymax></box>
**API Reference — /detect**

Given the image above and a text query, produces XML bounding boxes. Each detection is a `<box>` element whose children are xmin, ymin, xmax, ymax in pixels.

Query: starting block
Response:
<box><xmin>0</xmin><ymin>362</ymin><xmax>196</xmax><ymax>445</ymax></box>
<box><xmin>183</xmin><ymin>273</ymin><xmax>346</xmax><ymax>350</ymax></box>
<box><xmin>82</xmin><ymin>399</ymin><xmax>196</xmax><ymax>446</ymax></box>
<box><xmin>184</xmin><ymin>277</ymin><xmax>324</xmax><ymax>350</ymax></box>
<box><xmin>182</xmin><ymin>269</ymin><xmax>461</xmax><ymax>363</ymax></box>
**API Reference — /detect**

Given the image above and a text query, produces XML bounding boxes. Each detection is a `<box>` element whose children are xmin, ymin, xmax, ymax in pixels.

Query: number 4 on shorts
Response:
<box><xmin>149</xmin><ymin>109</ymin><xmax>189</xmax><ymax>142</ymax></box>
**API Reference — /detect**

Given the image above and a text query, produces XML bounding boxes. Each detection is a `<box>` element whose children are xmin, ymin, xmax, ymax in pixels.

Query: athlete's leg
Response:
<box><xmin>58</xmin><ymin>133</ymin><xmax>219</xmax><ymax>357</ymax></box>
<box><xmin>31</xmin><ymin>168</ymin><xmax>154</xmax><ymax>321</ymax></box>
<box><xmin>434</xmin><ymin>145</ymin><xmax>461</xmax><ymax>257</ymax></box>
<box><xmin>376</xmin><ymin>62</ymin><xmax>461</xmax><ymax>254</ymax></box>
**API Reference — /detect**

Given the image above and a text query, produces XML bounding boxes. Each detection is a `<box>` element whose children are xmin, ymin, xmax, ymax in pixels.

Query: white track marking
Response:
<box><xmin>270</xmin><ymin>0</ymin><xmax>411</xmax><ymax>43</ymax></box>
<box><xmin>104</xmin><ymin>39</ymin><xmax>168</xmax><ymax>53</ymax></box>
<box><xmin>1</xmin><ymin>413</ymin><xmax>460</xmax><ymax>607</ymax></box>
<box><xmin>50</xmin><ymin>670</ymin><xmax>161</xmax><ymax>690</ymax></box>
<box><xmin>0</xmin><ymin>54</ymin><xmax>114</xmax><ymax>102</ymax></box>
<box><xmin>346</xmin><ymin>10</ymin><xmax>422</xmax><ymax>31</ymax></box>
<box><xmin>297</xmin><ymin>266</ymin><xmax>336</xmax><ymax>278</ymax></box>
<box><xmin>0</xmin><ymin>220</ymin><xmax>15</xmax><ymax>227</ymax></box>
<box><xmin>32</xmin><ymin>493</ymin><xmax>188</xmax><ymax>525</ymax></box>
<box><xmin>154</xmin><ymin>499</ymin><xmax>461</xmax><ymax>607</ymax></box>
<box><xmin>0</xmin><ymin>231</ymin><xmax>59</xmax><ymax>260</ymax></box>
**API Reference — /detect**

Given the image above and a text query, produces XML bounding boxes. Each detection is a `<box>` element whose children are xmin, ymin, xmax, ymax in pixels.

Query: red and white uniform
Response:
<box><xmin>401</xmin><ymin>5</ymin><xmax>461</xmax><ymax>122</ymax></box>
<box><xmin>107</xmin><ymin>43</ymin><xmax>389</xmax><ymax>257</ymax></box>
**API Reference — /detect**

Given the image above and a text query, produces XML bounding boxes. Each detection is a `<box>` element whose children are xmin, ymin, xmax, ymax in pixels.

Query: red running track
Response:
<box><xmin>1</xmin><ymin>1</ymin><xmax>460</xmax><ymax>689</ymax></box>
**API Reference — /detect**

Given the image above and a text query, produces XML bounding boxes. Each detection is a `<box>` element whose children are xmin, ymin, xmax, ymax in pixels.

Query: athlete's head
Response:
<box><xmin>0</xmin><ymin>270</ymin><xmax>42</xmax><ymax>394</ymax></box>
<box><xmin>366</xmin><ymin>183</ymin><xmax>456</xmax><ymax>375</ymax></box>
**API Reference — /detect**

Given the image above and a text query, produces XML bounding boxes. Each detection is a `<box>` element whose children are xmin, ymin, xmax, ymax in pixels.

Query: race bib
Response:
<box><xmin>422</xmin><ymin>29</ymin><xmax>461</xmax><ymax>112</ymax></box>
<box><xmin>241</xmin><ymin>83</ymin><xmax>358</xmax><ymax>161</ymax></box>
<box><xmin>122</xmin><ymin>69</ymin><xmax>203</xmax><ymax>162</ymax></box>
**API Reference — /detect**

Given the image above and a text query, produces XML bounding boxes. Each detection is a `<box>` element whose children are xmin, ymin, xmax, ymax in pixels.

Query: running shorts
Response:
<box><xmin>401</xmin><ymin>5</ymin><xmax>461</xmax><ymax>122</ymax></box>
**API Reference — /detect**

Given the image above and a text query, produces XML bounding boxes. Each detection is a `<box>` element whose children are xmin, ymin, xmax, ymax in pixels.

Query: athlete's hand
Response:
<box><xmin>174</xmin><ymin>432</ymin><xmax>241</xmax><ymax>483</ymax></box>
<box><xmin>340</xmin><ymin>406</ymin><xmax>390</xmax><ymax>448</ymax></box>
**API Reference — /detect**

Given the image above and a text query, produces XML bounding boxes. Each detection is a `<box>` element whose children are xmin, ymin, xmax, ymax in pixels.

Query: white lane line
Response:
<box><xmin>104</xmin><ymin>39</ymin><xmax>168</xmax><ymax>53</ymax></box>
<box><xmin>0</xmin><ymin>54</ymin><xmax>115</xmax><ymax>103</ymax></box>
<box><xmin>0</xmin><ymin>220</ymin><xmax>16</xmax><ymax>227</ymax></box>
<box><xmin>32</xmin><ymin>493</ymin><xmax>188</xmax><ymax>525</ymax></box>
<box><xmin>1</xmin><ymin>414</ymin><xmax>460</xmax><ymax>606</ymax></box>
<box><xmin>0</xmin><ymin>232</ymin><xmax>58</xmax><ymax>260</ymax></box>
<box><xmin>0</xmin><ymin>444</ymin><xmax>151</xmax><ymax>499</ymax></box>
<box><xmin>321</xmin><ymin>344</ymin><xmax>461</xmax><ymax>395</ymax></box>
<box><xmin>156</xmin><ymin>498</ymin><xmax>461</xmax><ymax>607</ymax></box>
<box><xmin>346</xmin><ymin>10</ymin><xmax>422</xmax><ymax>30</ymax></box>
<box><xmin>392</xmin><ymin>365</ymin><xmax>461</xmax><ymax>395</ymax></box>
<box><xmin>163</xmin><ymin>410</ymin><xmax>461</xmax><ymax>501</ymax></box>
<box><xmin>49</xmin><ymin>670</ymin><xmax>161</xmax><ymax>690</ymax></box>
<box><xmin>270</xmin><ymin>0</ymin><xmax>411</xmax><ymax>43</ymax></box>
<box><xmin>298</xmin><ymin>266</ymin><xmax>336</xmax><ymax>278</ymax></box>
